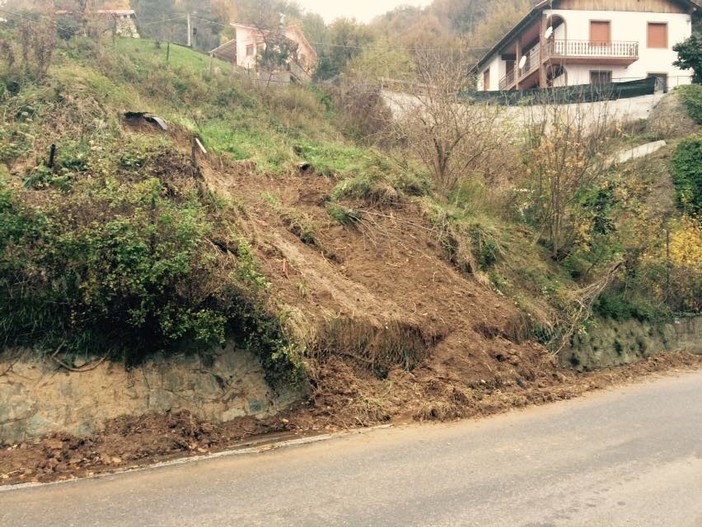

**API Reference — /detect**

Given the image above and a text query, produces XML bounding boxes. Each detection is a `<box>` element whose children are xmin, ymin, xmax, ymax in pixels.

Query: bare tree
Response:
<box><xmin>522</xmin><ymin>93</ymin><xmax>615</xmax><ymax>260</ymax></box>
<box><xmin>387</xmin><ymin>48</ymin><xmax>504</xmax><ymax>193</ymax></box>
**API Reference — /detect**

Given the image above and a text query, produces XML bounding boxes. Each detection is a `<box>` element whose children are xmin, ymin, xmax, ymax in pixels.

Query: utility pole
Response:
<box><xmin>187</xmin><ymin>13</ymin><xmax>192</xmax><ymax>47</ymax></box>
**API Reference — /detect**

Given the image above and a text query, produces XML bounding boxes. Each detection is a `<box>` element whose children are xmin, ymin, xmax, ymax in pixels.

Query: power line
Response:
<box><xmin>187</xmin><ymin>15</ymin><xmax>491</xmax><ymax>54</ymax></box>
<box><xmin>0</xmin><ymin>6</ymin><xmax>48</xmax><ymax>21</ymax></box>
<box><xmin>0</xmin><ymin>7</ymin><xmax>491</xmax><ymax>57</ymax></box>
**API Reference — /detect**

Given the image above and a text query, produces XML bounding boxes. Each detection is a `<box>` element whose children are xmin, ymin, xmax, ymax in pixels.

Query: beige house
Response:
<box><xmin>95</xmin><ymin>9</ymin><xmax>139</xmax><ymax>38</ymax></box>
<box><xmin>53</xmin><ymin>0</ymin><xmax>139</xmax><ymax>38</ymax></box>
<box><xmin>211</xmin><ymin>23</ymin><xmax>317</xmax><ymax>82</ymax></box>
<box><xmin>473</xmin><ymin>0</ymin><xmax>699</xmax><ymax>92</ymax></box>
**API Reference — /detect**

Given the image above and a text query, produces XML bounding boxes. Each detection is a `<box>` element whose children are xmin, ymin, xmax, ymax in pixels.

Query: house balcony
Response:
<box><xmin>498</xmin><ymin>39</ymin><xmax>639</xmax><ymax>91</ymax></box>
<box><xmin>546</xmin><ymin>39</ymin><xmax>639</xmax><ymax>65</ymax></box>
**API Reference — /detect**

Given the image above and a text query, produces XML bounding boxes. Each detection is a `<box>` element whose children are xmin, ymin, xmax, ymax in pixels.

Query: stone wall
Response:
<box><xmin>563</xmin><ymin>316</ymin><xmax>702</xmax><ymax>371</ymax></box>
<box><xmin>674</xmin><ymin>316</ymin><xmax>702</xmax><ymax>355</ymax></box>
<box><xmin>0</xmin><ymin>345</ymin><xmax>301</xmax><ymax>445</ymax></box>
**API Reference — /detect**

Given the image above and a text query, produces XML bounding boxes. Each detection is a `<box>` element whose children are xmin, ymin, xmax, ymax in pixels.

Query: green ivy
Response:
<box><xmin>671</xmin><ymin>135</ymin><xmax>702</xmax><ymax>214</ymax></box>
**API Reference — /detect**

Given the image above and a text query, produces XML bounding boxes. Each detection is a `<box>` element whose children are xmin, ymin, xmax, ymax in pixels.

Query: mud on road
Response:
<box><xmin>2</xmin><ymin>350</ymin><xmax>700</xmax><ymax>487</ymax></box>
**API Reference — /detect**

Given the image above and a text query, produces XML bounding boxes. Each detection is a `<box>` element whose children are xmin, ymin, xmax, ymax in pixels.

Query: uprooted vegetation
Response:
<box><xmin>1</xmin><ymin>13</ymin><xmax>702</xmax><ymax>450</ymax></box>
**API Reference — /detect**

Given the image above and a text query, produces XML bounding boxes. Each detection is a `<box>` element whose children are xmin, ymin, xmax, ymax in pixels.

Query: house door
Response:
<box><xmin>590</xmin><ymin>70</ymin><xmax>612</xmax><ymax>85</ymax></box>
<box><xmin>590</xmin><ymin>21</ymin><xmax>611</xmax><ymax>46</ymax></box>
<box><xmin>648</xmin><ymin>73</ymin><xmax>668</xmax><ymax>93</ymax></box>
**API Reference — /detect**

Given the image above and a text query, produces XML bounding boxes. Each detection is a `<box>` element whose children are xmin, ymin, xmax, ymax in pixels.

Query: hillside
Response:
<box><xmin>0</xmin><ymin>35</ymin><xmax>570</xmax><ymax>416</ymax></box>
<box><xmin>2</xmin><ymin>19</ymin><xmax>702</xmax><ymax>482</ymax></box>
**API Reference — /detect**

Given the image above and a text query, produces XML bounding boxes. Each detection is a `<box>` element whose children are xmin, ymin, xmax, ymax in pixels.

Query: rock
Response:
<box><xmin>0</xmin><ymin>348</ymin><xmax>302</xmax><ymax>446</ymax></box>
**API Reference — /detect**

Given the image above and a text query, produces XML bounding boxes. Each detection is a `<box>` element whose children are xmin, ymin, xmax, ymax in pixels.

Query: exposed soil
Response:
<box><xmin>648</xmin><ymin>90</ymin><xmax>700</xmax><ymax>139</ymax></box>
<box><xmin>4</xmin><ymin>144</ymin><xmax>702</xmax><ymax>487</ymax></box>
<box><xmin>2</xmin><ymin>351</ymin><xmax>700</xmax><ymax>487</ymax></box>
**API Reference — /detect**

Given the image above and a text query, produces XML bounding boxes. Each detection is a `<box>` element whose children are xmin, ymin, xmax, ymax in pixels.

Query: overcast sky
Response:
<box><xmin>294</xmin><ymin>0</ymin><xmax>433</xmax><ymax>23</ymax></box>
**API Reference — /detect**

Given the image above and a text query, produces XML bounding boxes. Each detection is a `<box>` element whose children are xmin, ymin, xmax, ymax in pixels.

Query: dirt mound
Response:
<box><xmin>648</xmin><ymin>90</ymin><xmax>699</xmax><ymax>138</ymax></box>
<box><xmin>4</xmin><ymin>148</ymin><xmax>701</xmax><ymax>487</ymax></box>
<box><xmin>2</xmin><ymin>351</ymin><xmax>700</xmax><ymax>486</ymax></box>
<box><xmin>211</xmin><ymin>167</ymin><xmax>545</xmax><ymax>391</ymax></box>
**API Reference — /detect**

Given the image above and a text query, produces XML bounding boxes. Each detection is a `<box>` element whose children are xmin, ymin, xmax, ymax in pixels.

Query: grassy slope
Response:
<box><xmin>2</xmin><ymin>33</ymin><xmax>697</xmax><ymax>425</ymax></box>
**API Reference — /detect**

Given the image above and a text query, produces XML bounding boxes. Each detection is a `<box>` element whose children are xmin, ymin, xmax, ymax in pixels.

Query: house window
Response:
<box><xmin>246</xmin><ymin>44</ymin><xmax>254</xmax><ymax>57</ymax></box>
<box><xmin>483</xmin><ymin>69</ymin><xmax>490</xmax><ymax>91</ymax></box>
<box><xmin>589</xmin><ymin>20</ymin><xmax>611</xmax><ymax>46</ymax></box>
<box><xmin>647</xmin><ymin>23</ymin><xmax>668</xmax><ymax>48</ymax></box>
<box><xmin>590</xmin><ymin>70</ymin><xmax>612</xmax><ymax>85</ymax></box>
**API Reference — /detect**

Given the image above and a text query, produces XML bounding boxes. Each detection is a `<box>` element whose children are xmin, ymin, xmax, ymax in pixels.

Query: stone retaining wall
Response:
<box><xmin>563</xmin><ymin>316</ymin><xmax>702</xmax><ymax>371</ymax></box>
<box><xmin>0</xmin><ymin>345</ymin><xmax>301</xmax><ymax>445</ymax></box>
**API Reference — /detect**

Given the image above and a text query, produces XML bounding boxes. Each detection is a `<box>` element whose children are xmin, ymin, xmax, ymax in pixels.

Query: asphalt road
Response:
<box><xmin>2</xmin><ymin>370</ymin><xmax>702</xmax><ymax>527</ymax></box>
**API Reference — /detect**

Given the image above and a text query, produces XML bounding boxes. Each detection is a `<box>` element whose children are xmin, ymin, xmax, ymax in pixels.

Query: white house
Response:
<box><xmin>210</xmin><ymin>23</ymin><xmax>317</xmax><ymax>82</ymax></box>
<box><xmin>473</xmin><ymin>0</ymin><xmax>699</xmax><ymax>92</ymax></box>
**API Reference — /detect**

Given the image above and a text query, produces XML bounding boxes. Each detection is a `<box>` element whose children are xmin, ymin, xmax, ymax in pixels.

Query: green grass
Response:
<box><xmin>113</xmin><ymin>39</ymin><xmax>235</xmax><ymax>76</ymax></box>
<box><xmin>93</xmin><ymin>39</ymin><xmax>389</xmax><ymax>178</ymax></box>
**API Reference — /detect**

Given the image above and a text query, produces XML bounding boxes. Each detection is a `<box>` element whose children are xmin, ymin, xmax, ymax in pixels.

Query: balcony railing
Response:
<box><xmin>498</xmin><ymin>39</ymin><xmax>639</xmax><ymax>90</ymax></box>
<box><xmin>499</xmin><ymin>70</ymin><xmax>515</xmax><ymax>90</ymax></box>
<box><xmin>546</xmin><ymin>39</ymin><xmax>639</xmax><ymax>59</ymax></box>
<box><xmin>498</xmin><ymin>45</ymin><xmax>541</xmax><ymax>90</ymax></box>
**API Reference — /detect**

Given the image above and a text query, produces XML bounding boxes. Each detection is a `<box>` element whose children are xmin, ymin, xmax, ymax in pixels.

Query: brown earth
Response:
<box><xmin>648</xmin><ymin>89</ymin><xmax>700</xmax><ymax>139</ymax></box>
<box><xmin>4</xmin><ymin>140</ymin><xmax>702</xmax><ymax>486</ymax></box>
<box><xmin>2</xmin><ymin>351</ymin><xmax>700</xmax><ymax>486</ymax></box>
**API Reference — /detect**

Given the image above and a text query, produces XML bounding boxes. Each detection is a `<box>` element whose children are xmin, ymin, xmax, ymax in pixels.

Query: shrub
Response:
<box><xmin>677</xmin><ymin>84</ymin><xmax>702</xmax><ymax>125</ymax></box>
<box><xmin>673</xmin><ymin>34</ymin><xmax>702</xmax><ymax>84</ymax></box>
<box><xmin>593</xmin><ymin>290</ymin><xmax>663</xmax><ymax>322</ymax></box>
<box><xmin>327</xmin><ymin>82</ymin><xmax>393</xmax><ymax>143</ymax></box>
<box><xmin>671</xmin><ymin>135</ymin><xmax>702</xmax><ymax>214</ymax></box>
<box><xmin>0</xmin><ymin>173</ymin><xmax>300</xmax><ymax>383</ymax></box>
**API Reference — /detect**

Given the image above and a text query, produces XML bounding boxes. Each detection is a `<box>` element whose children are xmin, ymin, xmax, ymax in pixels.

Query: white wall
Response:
<box><xmin>546</xmin><ymin>8</ymin><xmax>693</xmax><ymax>84</ymax></box>
<box><xmin>478</xmin><ymin>56</ymin><xmax>502</xmax><ymax>91</ymax></box>
<box><xmin>477</xmin><ymin>7</ymin><xmax>694</xmax><ymax>91</ymax></box>
<box><xmin>234</xmin><ymin>26</ymin><xmax>261</xmax><ymax>70</ymax></box>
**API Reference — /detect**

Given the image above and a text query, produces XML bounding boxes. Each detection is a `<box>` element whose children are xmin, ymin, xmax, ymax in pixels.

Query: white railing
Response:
<box><xmin>498</xmin><ymin>45</ymin><xmax>541</xmax><ymax>89</ymax></box>
<box><xmin>547</xmin><ymin>39</ymin><xmax>639</xmax><ymax>58</ymax></box>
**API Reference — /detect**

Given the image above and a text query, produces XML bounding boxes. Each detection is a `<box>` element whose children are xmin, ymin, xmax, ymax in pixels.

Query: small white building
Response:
<box><xmin>96</xmin><ymin>10</ymin><xmax>140</xmax><ymax>38</ymax></box>
<box><xmin>473</xmin><ymin>0</ymin><xmax>699</xmax><ymax>92</ymax></box>
<box><xmin>210</xmin><ymin>23</ymin><xmax>317</xmax><ymax>82</ymax></box>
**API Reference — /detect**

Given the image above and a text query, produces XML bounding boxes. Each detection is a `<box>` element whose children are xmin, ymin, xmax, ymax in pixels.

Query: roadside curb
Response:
<box><xmin>0</xmin><ymin>424</ymin><xmax>393</xmax><ymax>493</ymax></box>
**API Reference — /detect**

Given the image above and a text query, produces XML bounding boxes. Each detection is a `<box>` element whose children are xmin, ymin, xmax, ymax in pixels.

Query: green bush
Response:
<box><xmin>0</xmin><ymin>174</ymin><xmax>299</xmax><ymax>383</ymax></box>
<box><xmin>673</xmin><ymin>35</ymin><xmax>702</xmax><ymax>85</ymax></box>
<box><xmin>470</xmin><ymin>225</ymin><xmax>499</xmax><ymax>270</ymax></box>
<box><xmin>677</xmin><ymin>84</ymin><xmax>702</xmax><ymax>125</ymax></box>
<box><xmin>671</xmin><ymin>135</ymin><xmax>702</xmax><ymax>214</ymax></box>
<box><xmin>593</xmin><ymin>289</ymin><xmax>666</xmax><ymax>323</ymax></box>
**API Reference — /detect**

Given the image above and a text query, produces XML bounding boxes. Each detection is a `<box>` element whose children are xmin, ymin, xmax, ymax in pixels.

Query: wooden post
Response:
<box><xmin>47</xmin><ymin>144</ymin><xmax>56</xmax><ymax>169</ymax></box>
<box><xmin>539</xmin><ymin>15</ymin><xmax>547</xmax><ymax>88</ymax></box>
<box><xmin>516</xmin><ymin>39</ymin><xmax>522</xmax><ymax>90</ymax></box>
<box><xmin>665</xmin><ymin>226</ymin><xmax>671</xmax><ymax>306</ymax></box>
